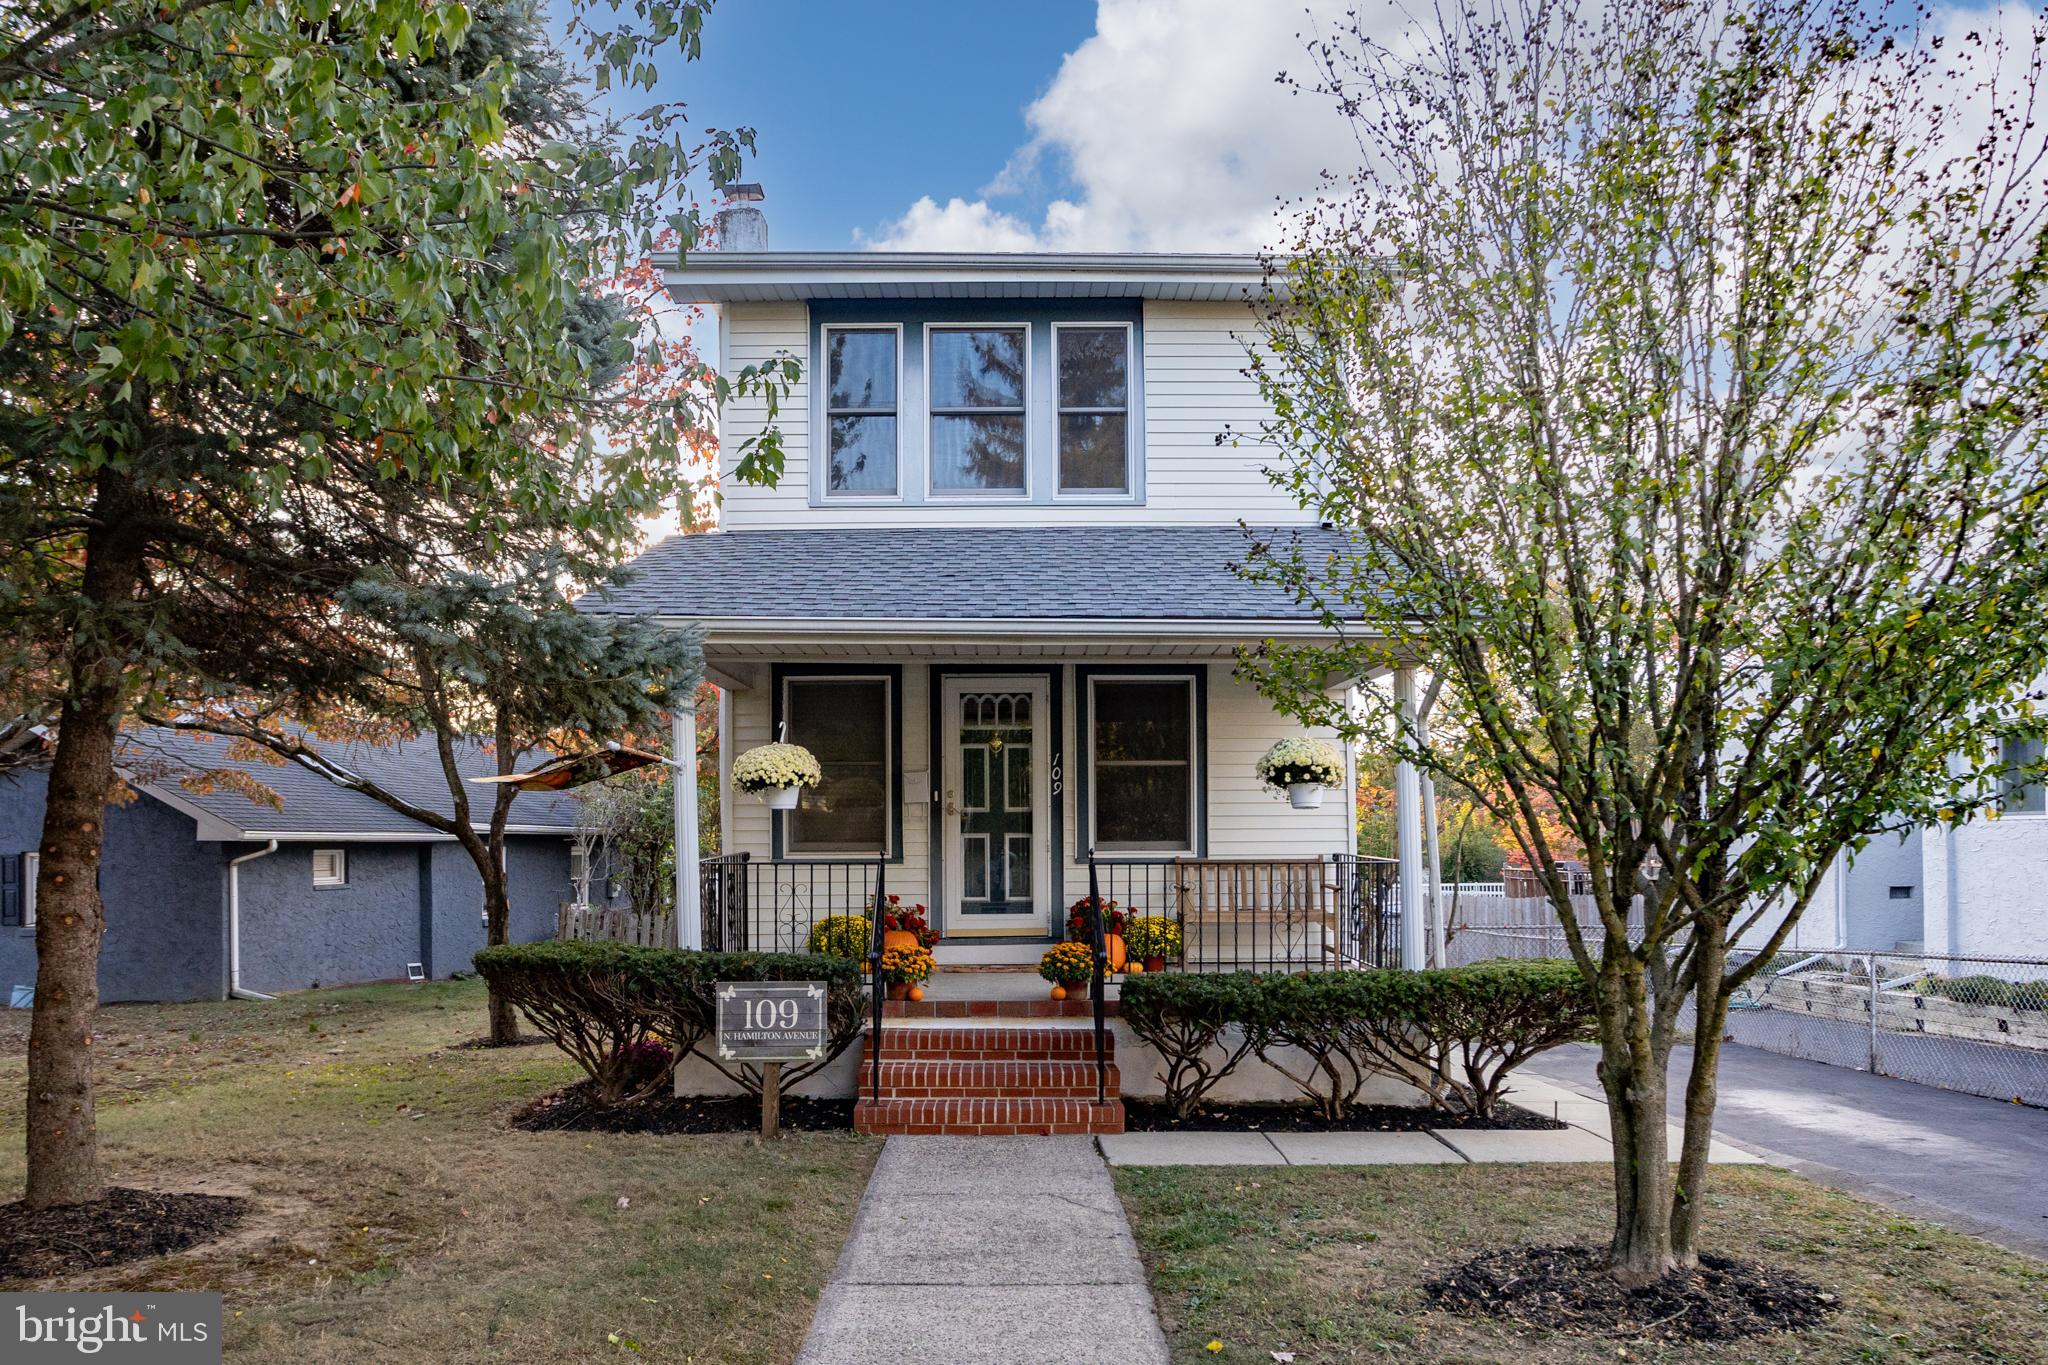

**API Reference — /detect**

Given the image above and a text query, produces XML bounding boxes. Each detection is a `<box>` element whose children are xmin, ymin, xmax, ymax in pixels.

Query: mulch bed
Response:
<box><xmin>1424</xmin><ymin>1244</ymin><xmax>1840</xmax><ymax>1342</ymax></box>
<box><xmin>513</xmin><ymin>1082</ymin><xmax>856</xmax><ymax>1134</ymax></box>
<box><xmin>1121</xmin><ymin>1099</ymin><xmax>1568</xmax><ymax>1133</ymax></box>
<box><xmin>0</xmin><ymin>1187</ymin><xmax>249</xmax><ymax>1280</ymax></box>
<box><xmin>453</xmin><ymin>1033</ymin><xmax>553</xmax><ymax>1050</ymax></box>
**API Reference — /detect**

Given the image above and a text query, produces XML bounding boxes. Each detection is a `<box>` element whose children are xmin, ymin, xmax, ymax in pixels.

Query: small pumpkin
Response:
<box><xmin>1125</xmin><ymin>961</ymin><xmax>1144</xmax><ymax>974</ymax></box>
<box><xmin>907</xmin><ymin>985</ymin><xmax>925</xmax><ymax>1002</ymax></box>
<box><xmin>1049</xmin><ymin>984</ymin><xmax>1067</xmax><ymax>1001</ymax></box>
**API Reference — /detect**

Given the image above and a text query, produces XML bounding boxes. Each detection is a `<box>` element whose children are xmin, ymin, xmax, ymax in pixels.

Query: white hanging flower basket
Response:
<box><xmin>732</xmin><ymin>742</ymin><xmax>822</xmax><ymax>810</ymax></box>
<box><xmin>1286</xmin><ymin>783</ymin><xmax>1326</xmax><ymax>810</ymax></box>
<box><xmin>1256</xmin><ymin>737</ymin><xmax>1345</xmax><ymax>810</ymax></box>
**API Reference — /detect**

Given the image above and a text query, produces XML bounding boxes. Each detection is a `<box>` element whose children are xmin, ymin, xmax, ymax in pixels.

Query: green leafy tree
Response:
<box><xmin>0</xmin><ymin>0</ymin><xmax>788</xmax><ymax>1207</ymax></box>
<box><xmin>1242</xmin><ymin>0</ymin><xmax>2048</xmax><ymax>1281</ymax></box>
<box><xmin>158</xmin><ymin>556</ymin><xmax>703</xmax><ymax>1043</ymax></box>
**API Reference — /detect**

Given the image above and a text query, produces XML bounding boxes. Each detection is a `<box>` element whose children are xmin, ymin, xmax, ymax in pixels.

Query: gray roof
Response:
<box><xmin>580</xmin><ymin>525</ymin><xmax>1349</xmax><ymax>622</ymax></box>
<box><xmin>116</xmin><ymin>726</ymin><xmax>584</xmax><ymax>840</ymax></box>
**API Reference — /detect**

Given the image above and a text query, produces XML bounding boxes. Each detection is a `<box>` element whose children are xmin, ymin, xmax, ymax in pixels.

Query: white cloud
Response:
<box><xmin>860</xmin><ymin>0</ymin><xmax>1356</xmax><ymax>252</ymax></box>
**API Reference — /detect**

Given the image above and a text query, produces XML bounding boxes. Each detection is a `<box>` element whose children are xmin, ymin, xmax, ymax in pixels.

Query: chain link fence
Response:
<box><xmin>1450</xmin><ymin>924</ymin><xmax>2048</xmax><ymax>1107</ymax></box>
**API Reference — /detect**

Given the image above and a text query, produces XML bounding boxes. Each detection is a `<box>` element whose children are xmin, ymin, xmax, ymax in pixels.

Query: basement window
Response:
<box><xmin>1889</xmin><ymin>885</ymin><xmax>1913</xmax><ymax>900</ymax></box>
<box><xmin>311</xmin><ymin>848</ymin><xmax>348</xmax><ymax>888</ymax></box>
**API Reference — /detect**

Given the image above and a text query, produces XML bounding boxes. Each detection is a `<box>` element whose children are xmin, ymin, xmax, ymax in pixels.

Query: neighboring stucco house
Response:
<box><xmin>0</xmin><ymin>727</ymin><xmax>580</xmax><ymax>1004</ymax></box>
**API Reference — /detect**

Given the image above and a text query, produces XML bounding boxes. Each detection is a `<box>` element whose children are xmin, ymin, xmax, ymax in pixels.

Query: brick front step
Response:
<box><xmin>884</xmin><ymin>997</ymin><xmax>1119</xmax><ymax>1019</ymax></box>
<box><xmin>853</xmin><ymin>1096</ymin><xmax>1125</xmax><ymax>1136</ymax></box>
<box><xmin>864</xmin><ymin>1026</ymin><xmax>1114</xmax><ymax>1062</ymax></box>
<box><xmin>870</xmin><ymin>1059</ymin><xmax>1120</xmax><ymax>1099</ymax></box>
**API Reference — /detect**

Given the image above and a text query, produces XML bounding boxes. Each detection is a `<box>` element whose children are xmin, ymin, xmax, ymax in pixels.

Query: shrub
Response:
<box><xmin>615</xmin><ymin>1039</ymin><xmax>675</xmax><ymax>1093</ymax></box>
<box><xmin>1917</xmin><ymin>973</ymin><xmax>2048</xmax><ymax>1011</ymax></box>
<box><xmin>474</xmin><ymin>942</ymin><xmax>867</xmax><ymax>1105</ymax></box>
<box><xmin>1249</xmin><ymin>972</ymin><xmax>1391</xmax><ymax>1120</ymax></box>
<box><xmin>1356</xmin><ymin>960</ymin><xmax>1595</xmax><ymax>1116</ymax></box>
<box><xmin>1123</xmin><ymin>916</ymin><xmax>1184</xmax><ymax>962</ymax></box>
<box><xmin>806</xmin><ymin>914</ymin><xmax>872</xmax><ymax>959</ymax></box>
<box><xmin>1116</xmin><ymin>972</ymin><xmax>1264</xmax><ymax>1118</ymax></box>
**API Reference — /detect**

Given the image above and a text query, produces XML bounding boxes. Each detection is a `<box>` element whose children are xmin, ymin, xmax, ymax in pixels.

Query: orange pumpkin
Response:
<box><xmin>1125</xmin><ymin>961</ymin><xmax>1145</xmax><ymax>975</ymax></box>
<box><xmin>907</xmin><ymin>985</ymin><xmax>925</xmax><ymax>1002</ymax></box>
<box><xmin>1104</xmin><ymin>932</ymin><xmax>1128</xmax><ymax>972</ymax></box>
<box><xmin>1049</xmin><ymin>984</ymin><xmax>1067</xmax><ymax>1001</ymax></box>
<box><xmin>883</xmin><ymin>928</ymin><xmax>921</xmax><ymax>954</ymax></box>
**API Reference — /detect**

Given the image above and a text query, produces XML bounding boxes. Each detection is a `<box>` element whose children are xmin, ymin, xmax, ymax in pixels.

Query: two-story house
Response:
<box><xmin>582</xmin><ymin>197</ymin><xmax>1432</xmax><ymax>1131</ymax></box>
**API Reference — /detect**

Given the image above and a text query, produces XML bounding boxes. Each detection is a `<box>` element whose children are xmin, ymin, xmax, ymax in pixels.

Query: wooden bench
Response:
<box><xmin>1172</xmin><ymin>858</ymin><xmax>1337</xmax><ymax>969</ymax></box>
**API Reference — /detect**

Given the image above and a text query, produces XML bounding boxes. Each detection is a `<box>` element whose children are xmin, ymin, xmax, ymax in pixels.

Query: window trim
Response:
<box><xmin>311</xmin><ymin>848</ymin><xmax>348</xmax><ymax>888</ymax></box>
<box><xmin>820</xmin><ymin>322</ymin><xmax>904</xmax><ymax>501</ymax></box>
<box><xmin>772</xmin><ymin>666</ymin><xmax>905</xmax><ymax>861</ymax></box>
<box><xmin>1999</xmin><ymin>734</ymin><xmax>2047</xmax><ymax>815</ymax></box>
<box><xmin>1077</xmin><ymin>667</ymin><xmax>1207</xmax><ymax>858</ymax></box>
<box><xmin>923</xmin><ymin>321</ymin><xmax>1033</xmax><ymax>501</ymax></box>
<box><xmin>1051</xmin><ymin>321</ymin><xmax>1135</xmax><ymax>496</ymax></box>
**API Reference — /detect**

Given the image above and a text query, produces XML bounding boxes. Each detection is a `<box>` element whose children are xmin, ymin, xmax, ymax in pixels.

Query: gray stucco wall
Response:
<box><xmin>3</xmin><ymin>767</ymin><xmax>574</xmax><ymax>1003</ymax></box>
<box><xmin>1842</xmin><ymin>830</ymin><xmax>1925</xmax><ymax>948</ymax></box>
<box><xmin>426</xmin><ymin>837</ymin><xmax>570</xmax><ymax>978</ymax></box>
<box><xmin>0</xmin><ymin>767</ymin><xmax>226</xmax><ymax>1003</ymax></box>
<box><xmin>235</xmin><ymin>841</ymin><xmax>425</xmax><ymax>994</ymax></box>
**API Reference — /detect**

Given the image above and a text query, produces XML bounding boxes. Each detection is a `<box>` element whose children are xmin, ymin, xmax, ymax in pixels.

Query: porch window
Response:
<box><xmin>784</xmin><ymin>676</ymin><xmax>893</xmax><ymax>854</ymax></box>
<box><xmin>928</xmin><ymin>325</ymin><xmax>1028</xmax><ymax>495</ymax></box>
<box><xmin>1087</xmin><ymin>676</ymin><xmax>1197</xmax><ymax>853</ymax></box>
<box><xmin>2000</xmin><ymin>735</ymin><xmax>2046</xmax><ymax>813</ymax></box>
<box><xmin>1055</xmin><ymin>324</ymin><xmax>1131</xmax><ymax>493</ymax></box>
<box><xmin>824</xmin><ymin>326</ymin><xmax>899</xmax><ymax>496</ymax></box>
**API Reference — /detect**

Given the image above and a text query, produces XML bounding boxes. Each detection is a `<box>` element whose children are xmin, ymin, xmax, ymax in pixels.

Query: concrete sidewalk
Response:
<box><xmin>796</xmin><ymin>1136</ymin><xmax>1170</xmax><ymax>1365</ymax></box>
<box><xmin>1529</xmin><ymin>1041</ymin><xmax>2048</xmax><ymax>1259</ymax></box>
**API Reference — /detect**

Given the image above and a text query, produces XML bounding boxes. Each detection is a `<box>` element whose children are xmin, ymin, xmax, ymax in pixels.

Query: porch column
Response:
<box><xmin>1393</xmin><ymin>668</ymin><xmax>1428</xmax><ymax>969</ymax></box>
<box><xmin>674</xmin><ymin>695</ymin><xmax>702</xmax><ymax>951</ymax></box>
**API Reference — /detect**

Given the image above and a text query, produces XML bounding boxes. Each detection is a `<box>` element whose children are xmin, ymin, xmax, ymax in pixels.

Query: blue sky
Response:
<box><xmin>672</xmin><ymin>1</ymin><xmax>1100</xmax><ymax>250</ymax></box>
<box><xmin>644</xmin><ymin>0</ymin><xmax>1367</xmax><ymax>254</ymax></box>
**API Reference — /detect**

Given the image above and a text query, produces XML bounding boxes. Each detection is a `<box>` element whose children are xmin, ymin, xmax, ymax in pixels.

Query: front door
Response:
<box><xmin>939</xmin><ymin>675</ymin><xmax>1051</xmax><ymax>937</ymax></box>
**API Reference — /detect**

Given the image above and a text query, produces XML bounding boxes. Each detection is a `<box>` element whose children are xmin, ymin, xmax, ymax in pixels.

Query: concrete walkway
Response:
<box><xmin>796</xmin><ymin>1136</ymin><xmax>1171</xmax><ymax>1365</ymax></box>
<box><xmin>1530</xmin><ymin>1041</ymin><xmax>2048</xmax><ymax>1259</ymax></box>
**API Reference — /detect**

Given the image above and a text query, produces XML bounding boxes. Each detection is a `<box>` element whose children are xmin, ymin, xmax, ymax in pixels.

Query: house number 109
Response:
<box><xmin>746</xmin><ymin>997</ymin><xmax>802</xmax><ymax>1031</ymax></box>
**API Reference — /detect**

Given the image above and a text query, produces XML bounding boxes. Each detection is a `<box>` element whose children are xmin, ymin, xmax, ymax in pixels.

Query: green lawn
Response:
<box><xmin>0</xmin><ymin>979</ymin><xmax>878</xmax><ymax>1363</ymax></box>
<box><xmin>1114</xmin><ymin>1163</ymin><xmax>2048</xmax><ymax>1364</ymax></box>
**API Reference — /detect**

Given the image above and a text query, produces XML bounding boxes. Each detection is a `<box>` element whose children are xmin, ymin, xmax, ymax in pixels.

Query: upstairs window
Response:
<box><xmin>1056</xmin><ymin>324</ymin><xmax>1131</xmax><ymax>493</ymax></box>
<box><xmin>2000</xmin><ymin>735</ymin><xmax>2046</xmax><ymax>814</ymax></box>
<box><xmin>928</xmin><ymin>325</ymin><xmax>1028</xmax><ymax>495</ymax></box>
<box><xmin>824</xmin><ymin>326</ymin><xmax>899</xmax><ymax>496</ymax></box>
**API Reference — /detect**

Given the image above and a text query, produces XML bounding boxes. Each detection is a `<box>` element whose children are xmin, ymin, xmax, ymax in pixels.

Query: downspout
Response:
<box><xmin>228</xmin><ymin>840</ymin><xmax>279</xmax><ymax>1001</ymax></box>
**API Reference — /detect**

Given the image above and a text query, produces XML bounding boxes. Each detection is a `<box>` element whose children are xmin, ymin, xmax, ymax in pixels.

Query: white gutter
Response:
<box><xmin>228</xmin><ymin>840</ymin><xmax>279</xmax><ymax>1001</ymax></box>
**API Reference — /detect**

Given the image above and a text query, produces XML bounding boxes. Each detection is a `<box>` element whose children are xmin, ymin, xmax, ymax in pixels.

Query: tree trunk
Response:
<box><xmin>1592</xmin><ymin>957</ymin><xmax>1678</xmax><ymax>1283</ymax></box>
<box><xmin>481</xmin><ymin>859</ymin><xmax>518</xmax><ymax>1044</ymax></box>
<box><xmin>26</xmin><ymin>472</ymin><xmax>147</xmax><ymax>1209</ymax></box>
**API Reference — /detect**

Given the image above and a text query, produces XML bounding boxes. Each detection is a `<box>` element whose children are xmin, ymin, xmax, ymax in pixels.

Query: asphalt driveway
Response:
<box><xmin>1529</xmin><ymin>1041</ymin><xmax>2048</xmax><ymax>1259</ymax></box>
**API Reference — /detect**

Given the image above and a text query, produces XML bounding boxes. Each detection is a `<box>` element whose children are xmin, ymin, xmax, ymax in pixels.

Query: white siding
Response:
<box><xmin>713</xmin><ymin>300</ymin><xmax>1316</xmax><ymax>530</ymax></box>
<box><xmin>723</xmin><ymin>655</ymin><xmax>1348</xmax><ymax>950</ymax></box>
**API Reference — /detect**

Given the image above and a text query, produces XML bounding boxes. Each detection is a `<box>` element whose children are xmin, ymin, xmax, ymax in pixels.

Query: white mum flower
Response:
<box><xmin>1254</xmin><ymin>737</ymin><xmax>1345</xmax><ymax>790</ymax></box>
<box><xmin>732</xmin><ymin>742</ymin><xmax>823</xmax><ymax>792</ymax></box>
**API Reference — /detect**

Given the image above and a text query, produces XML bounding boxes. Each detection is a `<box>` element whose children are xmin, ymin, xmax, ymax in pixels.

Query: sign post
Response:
<box><xmin>714</xmin><ymin>981</ymin><xmax>827</xmax><ymax>1140</ymax></box>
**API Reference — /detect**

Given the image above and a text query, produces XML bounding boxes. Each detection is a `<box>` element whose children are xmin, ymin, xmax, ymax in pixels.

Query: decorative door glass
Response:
<box><xmin>958</xmin><ymin>691</ymin><xmax>1034</xmax><ymax>916</ymax></box>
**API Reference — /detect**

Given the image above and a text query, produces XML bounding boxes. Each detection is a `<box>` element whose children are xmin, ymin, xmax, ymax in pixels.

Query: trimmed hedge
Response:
<box><xmin>474</xmin><ymin>942</ymin><xmax>866</xmax><ymax>1105</ymax></box>
<box><xmin>1117</xmin><ymin>959</ymin><xmax>1593</xmax><ymax>1119</ymax></box>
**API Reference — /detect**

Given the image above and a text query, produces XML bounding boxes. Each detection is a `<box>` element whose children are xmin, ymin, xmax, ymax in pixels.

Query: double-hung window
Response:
<box><xmin>783</xmin><ymin>675</ymin><xmax>894</xmax><ymax>855</ymax></box>
<box><xmin>824</xmin><ymin>326</ymin><xmax>899</xmax><ymax>496</ymax></box>
<box><xmin>2000</xmin><ymin>735</ymin><xmax>2046</xmax><ymax>814</ymax></box>
<box><xmin>1087</xmin><ymin>676</ymin><xmax>1198</xmax><ymax>853</ymax></box>
<box><xmin>928</xmin><ymin>325</ymin><xmax>1028</xmax><ymax>495</ymax></box>
<box><xmin>1055</xmin><ymin>324</ymin><xmax>1132</xmax><ymax>493</ymax></box>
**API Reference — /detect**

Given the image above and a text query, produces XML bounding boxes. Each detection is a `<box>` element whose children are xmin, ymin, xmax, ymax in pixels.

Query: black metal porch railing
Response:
<box><xmin>697</xmin><ymin>853</ymin><xmax>885</xmax><ymax>954</ymax></box>
<box><xmin>1086</xmin><ymin>853</ymin><xmax>1108</xmax><ymax>1106</ymax></box>
<box><xmin>1090</xmin><ymin>852</ymin><xmax>1402</xmax><ymax>972</ymax></box>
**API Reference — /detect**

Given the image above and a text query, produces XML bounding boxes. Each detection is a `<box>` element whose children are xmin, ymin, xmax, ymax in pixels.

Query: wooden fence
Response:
<box><xmin>557</xmin><ymin>902</ymin><xmax>675</xmax><ymax>949</ymax></box>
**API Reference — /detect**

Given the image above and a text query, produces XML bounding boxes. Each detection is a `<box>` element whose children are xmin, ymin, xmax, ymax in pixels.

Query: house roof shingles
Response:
<box><xmin>578</xmin><ymin>525</ymin><xmax>1349</xmax><ymax>623</ymax></box>
<box><xmin>117</xmin><ymin>726</ymin><xmax>583</xmax><ymax>839</ymax></box>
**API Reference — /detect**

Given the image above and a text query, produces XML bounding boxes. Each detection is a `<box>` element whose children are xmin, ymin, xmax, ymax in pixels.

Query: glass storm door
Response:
<box><xmin>940</xmin><ymin>676</ymin><xmax>1051</xmax><ymax>937</ymax></box>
